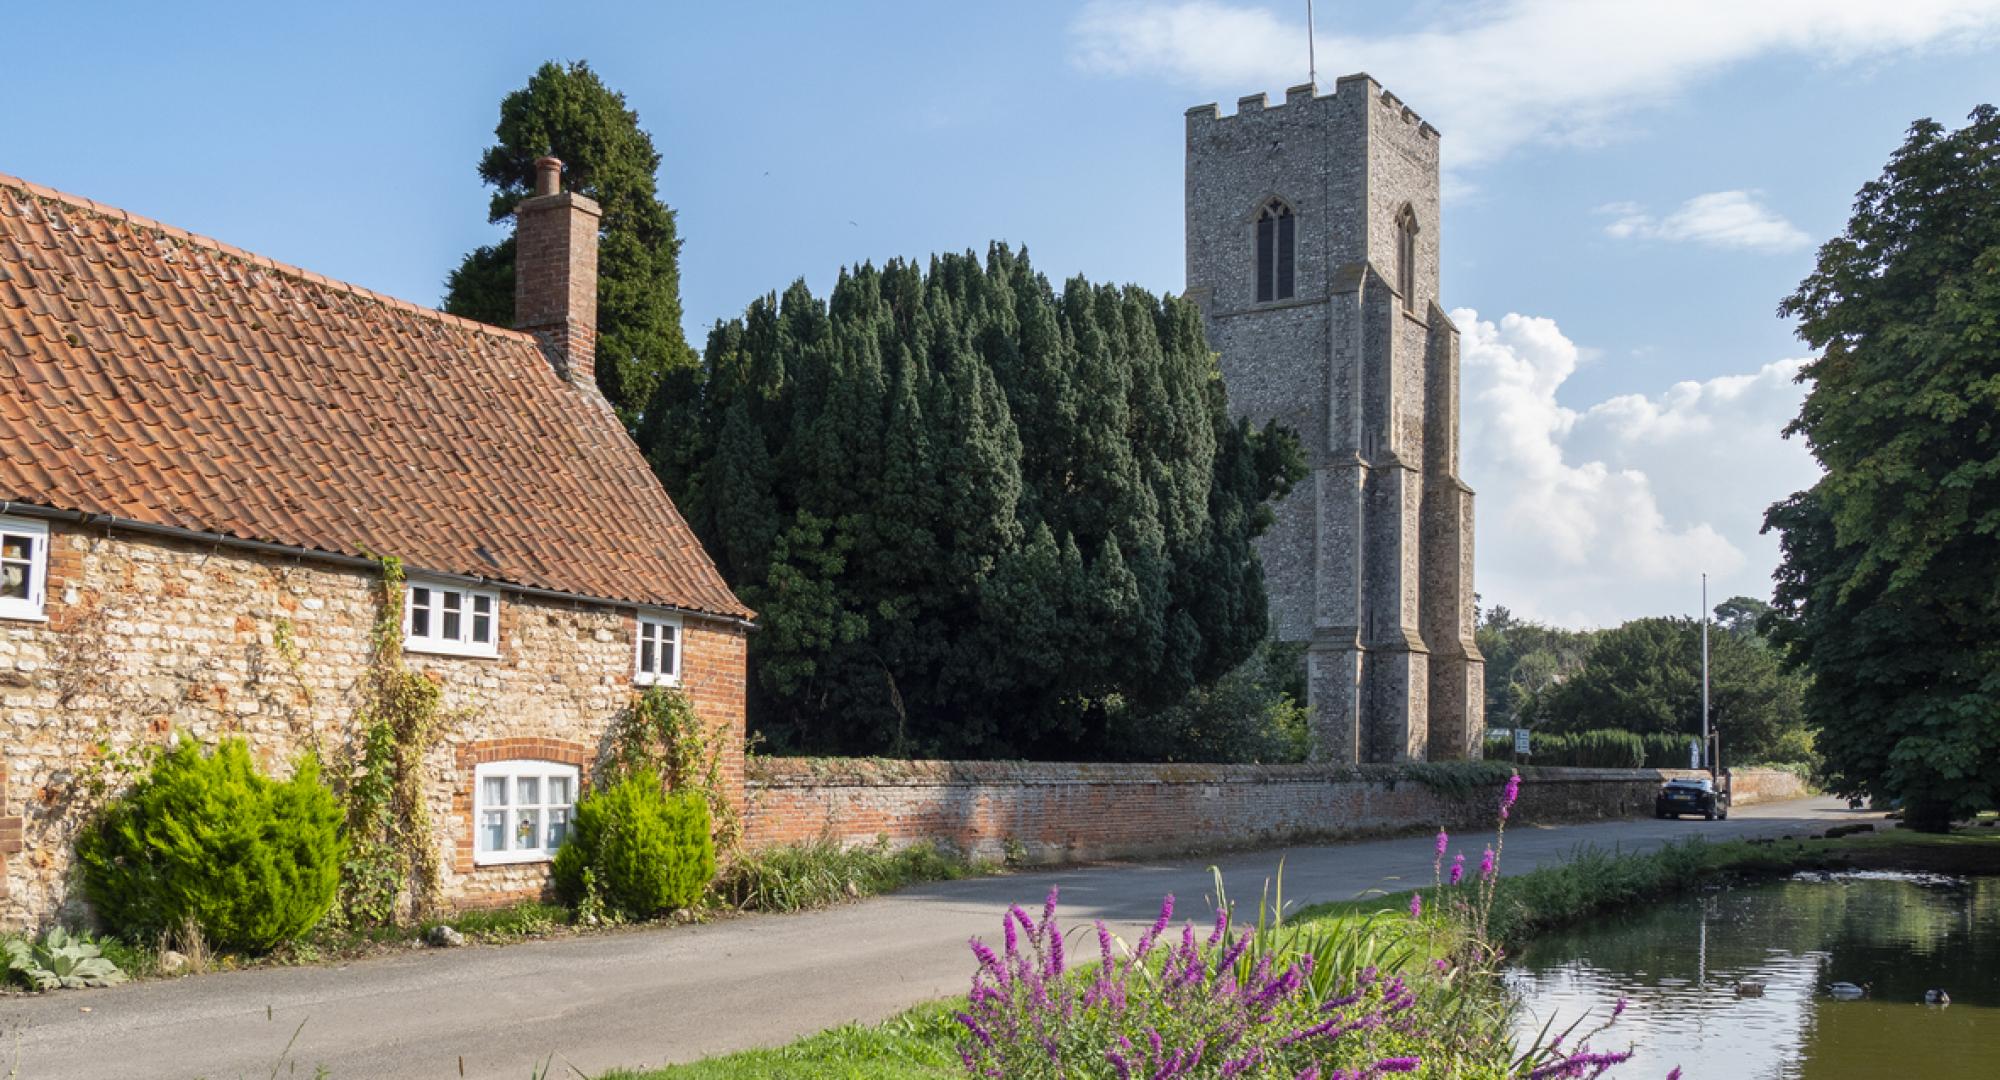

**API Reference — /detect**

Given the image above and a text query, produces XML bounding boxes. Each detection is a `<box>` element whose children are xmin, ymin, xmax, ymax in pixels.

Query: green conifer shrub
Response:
<box><xmin>552</xmin><ymin>770</ymin><xmax>714</xmax><ymax>919</ymax></box>
<box><xmin>76</xmin><ymin>738</ymin><xmax>344</xmax><ymax>952</ymax></box>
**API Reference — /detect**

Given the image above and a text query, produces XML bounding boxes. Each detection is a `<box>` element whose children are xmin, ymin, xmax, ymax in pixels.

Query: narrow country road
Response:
<box><xmin>1</xmin><ymin>797</ymin><xmax>1855</xmax><ymax>1080</ymax></box>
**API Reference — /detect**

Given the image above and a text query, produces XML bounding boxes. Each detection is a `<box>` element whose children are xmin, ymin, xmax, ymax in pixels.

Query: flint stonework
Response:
<box><xmin>1186</xmin><ymin>74</ymin><xmax>1484</xmax><ymax>762</ymax></box>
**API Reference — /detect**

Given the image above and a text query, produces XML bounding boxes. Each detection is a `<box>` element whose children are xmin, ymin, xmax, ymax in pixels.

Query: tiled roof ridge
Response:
<box><xmin>0</xmin><ymin>171</ymin><xmax>533</xmax><ymax>347</ymax></box>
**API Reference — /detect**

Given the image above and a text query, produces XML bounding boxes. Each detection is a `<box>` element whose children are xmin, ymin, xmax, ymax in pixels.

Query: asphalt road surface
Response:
<box><xmin>1</xmin><ymin>795</ymin><xmax>1855</xmax><ymax>1079</ymax></box>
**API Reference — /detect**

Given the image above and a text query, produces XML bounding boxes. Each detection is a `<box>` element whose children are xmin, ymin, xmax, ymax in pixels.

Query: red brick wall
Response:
<box><xmin>742</xmin><ymin>760</ymin><xmax>1812</xmax><ymax>863</ymax></box>
<box><xmin>0</xmin><ymin>761</ymin><xmax>20</xmax><ymax>901</ymax></box>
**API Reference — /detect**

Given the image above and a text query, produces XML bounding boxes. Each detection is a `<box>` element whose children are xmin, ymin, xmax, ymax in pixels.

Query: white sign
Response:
<box><xmin>1514</xmin><ymin>729</ymin><xmax>1531</xmax><ymax>756</ymax></box>
<box><xmin>1689</xmin><ymin>738</ymin><xmax>1702</xmax><ymax>770</ymax></box>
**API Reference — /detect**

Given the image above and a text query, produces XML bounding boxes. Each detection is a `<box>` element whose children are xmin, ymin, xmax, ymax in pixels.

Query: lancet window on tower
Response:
<box><xmin>1395</xmin><ymin>205</ymin><xmax>1419</xmax><ymax>312</ymax></box>
<box><xmin>1255</xmin><ymin>199</ymin><xmax>1295</xmax><ymax>302</ymax></box>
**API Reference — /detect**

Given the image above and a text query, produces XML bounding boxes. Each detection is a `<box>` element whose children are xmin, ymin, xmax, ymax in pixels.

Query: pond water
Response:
<box><xmin>1507</xmin><ymin>873</ymin><xmax>1999</xmax><ymax>1078</ymax></box>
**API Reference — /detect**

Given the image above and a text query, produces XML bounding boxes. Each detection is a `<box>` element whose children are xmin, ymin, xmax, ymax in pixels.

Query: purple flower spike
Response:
<box><xmin>1435</xmin><ymin>828</ymin><xmax>1449</xmax><ymax>857</ymax></box>
<box><xmin>1501</xmin><ymin>772</ymin><xmax>1522</xmax><ymax>819</ymax></box>
<box><xmin>1613</xmin><ymin>996</ymin><xmax>1628</xmax><ymax>1019</ymax></box>
<box><xmin>1666</xmin><ymin>1070</ymin><xmax>1682</xmax><ymax>1080</ymax></box>
<box><xmin>1375</xmin><ymin>1057</ymin><xmax>1422</xmax><ymax>1073</ymax></box>
<box><xmin>1409</xmin><ymin>893</ymin><xmax>1423</xmax><ymax>919</ymax></box>
<box><xmin>1449</xmin><ymin>853</ymin><xmax>1466</xmax><ymax>885</ymax></box>
<box><xmin>1480</xmin><ymin>845</ymin><xmax>1497</xmax><ymax>880</ymax></box>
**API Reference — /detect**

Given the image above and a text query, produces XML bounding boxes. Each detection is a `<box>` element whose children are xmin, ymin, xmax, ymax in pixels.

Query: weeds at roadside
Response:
<box><xmin>714</xmin><ymin>836</ymin><xmax>994</xmax><ymax>913</ymax></box>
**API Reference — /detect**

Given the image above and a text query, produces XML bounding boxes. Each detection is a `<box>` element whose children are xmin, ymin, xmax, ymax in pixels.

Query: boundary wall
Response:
<box><xmin>743</xmin><ymin>759</ymin><xmax>1809</xmax><ymax>863</ymax></box>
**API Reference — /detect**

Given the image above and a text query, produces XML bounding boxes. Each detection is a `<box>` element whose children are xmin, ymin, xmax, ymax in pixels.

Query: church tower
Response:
<box><xmin>1185</xmin><ymin>75</ymin><xmax>1483</xmax><ymax>763</ymax></box>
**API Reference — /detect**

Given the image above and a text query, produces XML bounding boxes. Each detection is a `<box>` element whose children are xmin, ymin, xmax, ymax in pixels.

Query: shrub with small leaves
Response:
<box><xmin>76</xmin><ymin>737</ymin><xmax>345</xmax><ymax>953</ymax></box>
<box><xmin>552</xmin><ymin>769</ymin><xmax>714</xmax><ymax>919</ymax></box>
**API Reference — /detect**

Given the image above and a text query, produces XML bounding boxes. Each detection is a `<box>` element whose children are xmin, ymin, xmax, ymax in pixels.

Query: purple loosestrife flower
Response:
<box><xmin>1374</xmin><ymin>1057</ymin><xmax>1422</xmax><ymax>1074</ymax></box>
<box><xmin>1409</xmin><ymin>893</ymin><xmax>1423</xmax><ymax>919</ymax></box>
<box><xmin>1613</xmin><ymin>996</ymin><xmax>1628</xmax><ymax>1019</ymax></box>
<box><xmin>955</xmin><ymin>1012</ymin><xmax>995</xmax><ymax>1048</ymax></box>
<box><xmin>1480</xmin><ymin>845</ymin><xmax>1497</xmax><ymax>880</ymax></box>
<box><xmin>1135</xmin><ymin>894</ymin><xmax>1175</xmax><ymax>960</ymax></box>
<box><xmin>1501</xmin><ymin>771</ymin><xmax>1522</xmax><ymax>819</ymax></box>
<box><xmin>1047</xmin><ymin>919</ymin><xmax>1065</xmax><ymax>979</ymax></box>
<box><xmin>1450</xmin><ymin>852</ymin><xmax>1466</xmax><ymax>885</ymax></box>
<box><xmin>1667</xmin><ymin>1070</ymin><xmax>1682</xmax><ymax>1080</ymax></box>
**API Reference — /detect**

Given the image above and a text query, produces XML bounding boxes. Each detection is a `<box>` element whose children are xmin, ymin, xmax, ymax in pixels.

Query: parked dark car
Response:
<box><xmin>1656</xmin><ymin>776</ymin><xmax>1729</xmax><ymax>820</ymax></box>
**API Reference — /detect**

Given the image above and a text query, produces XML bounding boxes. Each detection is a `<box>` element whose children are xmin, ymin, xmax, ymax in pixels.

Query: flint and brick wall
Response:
<box><xmin>742</xmin><ymin>758</ymin><xmax>1813</xmax><ymax>864</ymax></box>
<box><xmin>0</xmin><ymin>523</ymin><xmax>747</xmax><ymax>928</ymax></box>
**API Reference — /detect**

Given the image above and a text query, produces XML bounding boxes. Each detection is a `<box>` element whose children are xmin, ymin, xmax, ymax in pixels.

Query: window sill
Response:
<box><xmin>0</xmin><ymin>608</ymin><xmax>49</xmax><ymax>624</ymax></box>
<box><xmin>633</xmin><ymin>673</ymin><xmax>682</xmax><ymax>689</ymax></box>
<box><xmin>472</xmin><ymin>849</ymin><xmax>557</xmax><ymax>868</ymax></box>
<box><xmin>405</xmin><ymin>639</ymin><xmax>499</xmax><ymax>660</ymax></box>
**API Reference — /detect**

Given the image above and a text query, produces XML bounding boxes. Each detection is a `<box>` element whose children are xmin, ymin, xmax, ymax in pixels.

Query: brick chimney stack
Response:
<box><xmin>513</xmin><ymin>156</ymin><xmax>602</xmax><ymax>389</ymax></box>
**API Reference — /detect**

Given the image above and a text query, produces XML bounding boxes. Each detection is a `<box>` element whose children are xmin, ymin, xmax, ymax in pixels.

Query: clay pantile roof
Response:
<box><xmin>0</xmin><ymin>173</ymin><xmax>751</xmax><ymax>620</ymax></box>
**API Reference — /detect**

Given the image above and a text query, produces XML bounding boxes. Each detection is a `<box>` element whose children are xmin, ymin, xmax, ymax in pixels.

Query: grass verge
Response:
<box><xmin>626</xmin><ymin>825</ymin><xmax>2000</xmax><ymax>1079</ymax></box>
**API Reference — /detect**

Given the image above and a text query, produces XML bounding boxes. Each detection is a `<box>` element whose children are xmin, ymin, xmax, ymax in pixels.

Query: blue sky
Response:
<box><xmin>8</xmin><ymin>1</ymin><xmax>1998</xmax><ymax>626</ymax></box>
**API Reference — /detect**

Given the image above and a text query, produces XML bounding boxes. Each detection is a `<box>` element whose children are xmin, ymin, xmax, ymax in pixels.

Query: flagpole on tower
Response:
<box><xmin>1306</xmin><ymin>0</ymin><xmax>1318</xmax><ymax>85</ymax></box>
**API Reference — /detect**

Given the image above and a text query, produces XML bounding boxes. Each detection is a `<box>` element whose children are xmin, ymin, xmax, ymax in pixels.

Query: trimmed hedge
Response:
<box><xmin>77</xmin><ymin>738</ymin><xmax>344</xmax><ymax>952</ymax></box>
<box><xmin>552</xmin><ymin>769</ymin><xmax>714</xmax><ymax>919</ymax></box>
<box><xmin>1524</xmin><ymin>729</ymin><xmax>1702</xmax><ymax>768</ymax></box>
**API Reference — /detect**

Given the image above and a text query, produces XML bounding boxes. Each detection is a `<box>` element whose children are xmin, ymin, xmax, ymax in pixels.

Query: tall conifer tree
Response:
<box><xmin>443</xmin><ymin>61</ymin><xmax>697</xmax><ymax>422</ymax></box>
<box><xmin>654</xmin><ymin>246</ymin><xmax>1303</xmax><ymax>758</ymax></box>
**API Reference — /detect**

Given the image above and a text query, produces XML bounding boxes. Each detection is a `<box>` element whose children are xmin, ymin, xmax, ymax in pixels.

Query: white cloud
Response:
<box><xmin>1455</xmin><ymin>308</ymin><xmax>1821</xmax><ymax>627</ymax></box>
<box><xmin>1071</xmin><ymin>0</ymin><xmax>2000</xmax><ymax>165</ymax></box>
<box><xmin>1600</xmin><ymin>191</ymin><xmax>1810</xmax><ymax>252</ymax></box>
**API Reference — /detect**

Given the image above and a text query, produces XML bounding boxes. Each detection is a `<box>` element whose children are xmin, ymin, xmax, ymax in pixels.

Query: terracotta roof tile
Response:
<box><xmin>0</xmin><ymin>173</ymin><xmax>751</xmax><ymax>621</ymax></box>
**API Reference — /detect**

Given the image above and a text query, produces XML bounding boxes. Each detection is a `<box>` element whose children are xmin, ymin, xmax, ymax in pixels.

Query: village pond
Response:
<box><xmin>1507</xmin><ymin>871</ymin><xmax>1998</xmax><ymax>1078</ymax></box>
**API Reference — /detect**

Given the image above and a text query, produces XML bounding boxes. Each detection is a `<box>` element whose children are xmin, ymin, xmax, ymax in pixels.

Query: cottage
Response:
<box><xmin>0</xmin><ymin>158</ymin><xmax>752</xmax><ymax>927</ymax></box>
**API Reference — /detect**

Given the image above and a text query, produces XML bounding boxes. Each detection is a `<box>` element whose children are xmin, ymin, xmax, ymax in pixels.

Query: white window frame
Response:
<box><xmin>472</xmin><ymin>760</ymin><xmax>580</xmax><ymax>866</ymax></box>
<box><xmin>633</xmin><ymin>610</ymin><xmax>683</xmax><ymax>687</ymax></box>
<box><xmin>403</xmin><ymin>578</ymin><xmax>500</xmax><ymax>658</ymax></box>
<box><xmin>0</xmin><ymin>516</ymin><xmax>50</xmax><ymax>622</ymax></box>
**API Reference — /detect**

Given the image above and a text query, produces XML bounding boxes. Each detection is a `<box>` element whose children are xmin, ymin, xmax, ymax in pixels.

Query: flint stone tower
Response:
<box><xmin>1185</xmin><ymin>74</ymin><xmax>1484</xmax><ymax>763</ymax></box>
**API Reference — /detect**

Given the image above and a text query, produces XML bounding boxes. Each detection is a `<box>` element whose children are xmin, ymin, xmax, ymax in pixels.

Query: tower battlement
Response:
<box><xmin>1184</xmin><ymin>72</ymin><xmax>1440</xmax><ymax>140</ymax></box>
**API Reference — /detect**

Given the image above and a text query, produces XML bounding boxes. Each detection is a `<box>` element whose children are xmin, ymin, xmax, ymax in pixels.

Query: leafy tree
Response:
<box><xmin>1712</xmin><ymin>595</ymin><xmax>1772</xmax><ymax>640</ymax></box>
<box><xmin>1516</xmin><ymin>614</ymin><xmax>1806</xmax><ymax>765</ymax></box>
<box><xmin>1475</xmin><ymin>606</ymin><xmax>1591</xmax><ymax>727</ymax></box>
<box><xmin>648</xmin><ymin>247</ymin><xmax>1304</xmax><ymax>758</ymax></box>
<box><xmin>1763</xmin><ymin>106</ymin><xmax>2000</xmax><ymax>830</ymax></box>
<box><xmin>443</xmin><ymin>60</ymin><xmax>697</xmax><ymax>421</ymax></box>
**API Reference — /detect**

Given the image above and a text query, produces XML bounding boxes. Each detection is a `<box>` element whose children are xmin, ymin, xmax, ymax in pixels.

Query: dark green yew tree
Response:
<box><xmin>645</xmin><ymin>246</ymin><xmax>1303</xmax><ymax>758</ymax></box>
<box><xmin>443</xmin><ymin>60</ymin><xmax>697</xmax><ymax>422</ymax></box>
<box><xmin>1763</xmin><ymin>105</ymin><xmax>2000</xmax><ymax>830</ymax></box>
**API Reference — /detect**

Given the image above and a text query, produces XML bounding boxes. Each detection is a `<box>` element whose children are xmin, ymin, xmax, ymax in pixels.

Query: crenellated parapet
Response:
<box><xmin>1184</xmin><ymin>72</ymin><xmax>1441</xmax><ymax>141</ymax></box>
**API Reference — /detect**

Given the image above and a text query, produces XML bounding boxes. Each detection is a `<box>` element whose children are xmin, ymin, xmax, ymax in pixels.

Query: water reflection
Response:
<box><xmin>1507</xmin><ymin>874</ymin><xmax>1999</xmax><ymax>1078</ymax></box>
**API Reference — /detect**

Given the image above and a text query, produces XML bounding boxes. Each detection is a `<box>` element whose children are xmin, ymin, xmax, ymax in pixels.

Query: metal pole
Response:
<box><xmin>1701</xmin><ymin>572</ymin><xmax>1711</xmax><ymax>774</ymax></box>
<box><xmin>1306</xmin><ymin>0</ymin><xmax>1317</xmax><ymax>85</ymax></box>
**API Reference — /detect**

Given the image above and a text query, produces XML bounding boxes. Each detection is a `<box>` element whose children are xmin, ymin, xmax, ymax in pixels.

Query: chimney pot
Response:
<box><xmin>533</xmin><ymin>156</ymin><xmax>563</xmax><ymax>197</ymax></box>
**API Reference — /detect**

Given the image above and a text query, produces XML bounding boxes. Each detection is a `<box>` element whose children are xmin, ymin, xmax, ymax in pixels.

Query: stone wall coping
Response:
<box><xmin>744</xmin><ymin>756</ymin><xmax>1776</xmax><ymax>790</ymax></box>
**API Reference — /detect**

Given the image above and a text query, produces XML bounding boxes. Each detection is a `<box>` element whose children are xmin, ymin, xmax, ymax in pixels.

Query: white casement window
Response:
<box><xmin>633</xmin><ymin>611</ymin><xmax>682</xmax><ymax>686</ymax></box>
<box><xmin>404</xmin><ymin>579</ymin><xmax>499</xmax><ymax>658</ymax></box>
<box><xmin>472</xmin><ymin>760</ymin><xmax>579</xmax><ymax>865</ymax></box>
<box><xmin>0</xmin><ymin>517</ymin><xmax>49</xmax><ymax>622</ymax></box>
